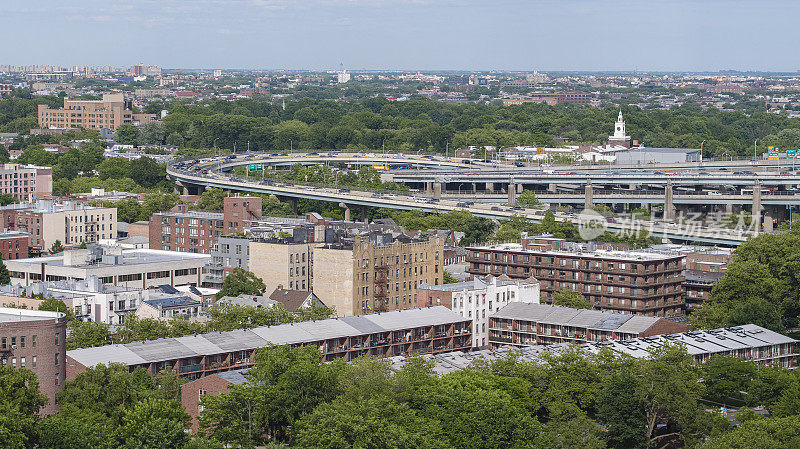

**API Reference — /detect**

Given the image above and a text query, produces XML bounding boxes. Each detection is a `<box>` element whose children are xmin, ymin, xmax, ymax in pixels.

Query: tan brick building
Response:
<box><xmin>0</xmin><ymin>164</ymin><xmax>52</xmax><ymax>202</ymax></box>
<box><xmin>314</xmin><ymin>235</ymin><xmax>444</xmax><ymax>316</ymax></box>
<box><xmin>37</xmin><ymin>93</ymin><xmax>132</xmax><ymax>130</ymax></box>
<box><xmin>249</xmin><ymin>241</ymin><xmax>313</xmax><ymax>292</ymax></box>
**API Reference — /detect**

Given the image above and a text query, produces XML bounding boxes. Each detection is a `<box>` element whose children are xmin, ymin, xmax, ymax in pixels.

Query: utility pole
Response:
<box><xmin>754</xmin><ymin>139</ymin><xmax>758</xmax><ymax>162</ymax></box>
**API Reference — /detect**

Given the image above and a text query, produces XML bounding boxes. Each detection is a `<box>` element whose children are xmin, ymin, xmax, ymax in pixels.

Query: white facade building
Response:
<box><xmin>6</xmin><ymin>246</ymin><xmax>209</xmax><ymax>289</ymax></box>
<box><xmin>418</xmin><ymin>275</ymin><xmax>540</xmax><ymax>348</ymax></box>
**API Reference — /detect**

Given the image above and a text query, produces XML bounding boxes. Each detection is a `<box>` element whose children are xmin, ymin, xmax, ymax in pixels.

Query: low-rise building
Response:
<box><xmin>7</xmin><ymin>246</ymin><xmax>209</xmax><ymax>289</ymax></box>
<box><xmin>683</xmin><ymin>269</ymin><xmax>724</xmax><ymax>313</ymax></box>
<box><xmin>417</xmin><ymin>275</ymin><xmax>540</xmax><ymax>348</ymax></box>
<box><xmin>488</xmin><ymin>302</ymin><xmax>690</xmax><ymax>349</ymax></box>
<box><xmin>181</xmin><ymin>369</ymin><xmax>249</xmax><ymax>432</ymax></box>
<box><xmin>136</xmin><ymin>296</ymin><xmax>203</xmax><ymax>321</ymax></box>
<box><xmin>0</xmin><ymin>230</ymin><xmax>29</xmax><ymax>259</ymax></box>
<box><xmin>66</xmin><ymin>306</ymin><xmax>472</xmax><ymax>380</ymax></box>
<box><xmin>0</xmin><ymin>307</ymin><xmax>67</xmax><ymax>415</ymax></box>
<box><xmin>268</xmin><ymin>288</ymin><xmax>324</xmax><ymax>312</ymax></box>
<box><xmin>576</xmin><ymin>324</ymin><xmax>797</xmax><ymax>368</ymax></box>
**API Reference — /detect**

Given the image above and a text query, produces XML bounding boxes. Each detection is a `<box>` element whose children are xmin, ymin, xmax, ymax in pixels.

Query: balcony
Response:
<box><xmin>179</xmin><ymin>363</ymin><xmax>205</xmax><ymax>374</ymax></box>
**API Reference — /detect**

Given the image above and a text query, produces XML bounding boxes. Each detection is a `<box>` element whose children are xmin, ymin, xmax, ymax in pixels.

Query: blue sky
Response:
<box><xmin>2</xmin><ymin>0</ymin><xmax>799</xmax><ymax>71</ymax></box>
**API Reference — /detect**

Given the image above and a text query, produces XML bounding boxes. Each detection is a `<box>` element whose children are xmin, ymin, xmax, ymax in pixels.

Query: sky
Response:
<box><xmin>2</xmin><ymin>0</ymin><xmax>799</xmax><ymax>72</ymax></box>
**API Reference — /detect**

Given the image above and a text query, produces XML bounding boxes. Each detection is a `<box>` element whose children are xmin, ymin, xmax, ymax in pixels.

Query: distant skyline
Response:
<box><xmin>3</xmin><ymin>0</ymin><xmax>799</xmax><ymax>72</ymax></box>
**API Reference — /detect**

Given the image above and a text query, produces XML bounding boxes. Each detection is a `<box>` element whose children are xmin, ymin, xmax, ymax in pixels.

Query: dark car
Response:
<box><xmin>339</xmin><ymin>188</ymin><xmax>351</xmax><ymax>193</ymax></box>
<box><xmin>490</xmin><ymin>206</ymin><xmax>502</xmax><ymax>211</ymax></box>
<box><xmin>515</xmin><ymin>161</ymin><xmax>525</xmax><ymax>167</ymax></box>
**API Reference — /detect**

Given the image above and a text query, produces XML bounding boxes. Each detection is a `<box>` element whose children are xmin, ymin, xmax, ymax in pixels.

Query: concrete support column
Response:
<box><xmin>425</xmin><ymin>182</ymin><xmax>432</xmax><ymax>193</ymax></box>
<box><xmin>433</xmin><ymin>182</ymin><xmax>442</xmax><ymax>200</ymax></box>
<box><xmin>486</xmin><ymin>182</ymin><xmax>494</xmax><ymax>193</ymax></box>
<box><xmin>725</xmin><ymin>203</ymin><xmax>734</xmax><ymax>214</ymax></box>
<box><xmin>472</xmin><ymin>183</ymin><xmax>477</xmax><ymax>193</ymax></box>
<box><xmin>508</xmin><ymin>184</ymin><xmax>517</xmax><ymax>205</ymax></box>
<box><xmin>339</xmin><ymin>202</ymin><xmax>351</xmax><ymax>222</ymax></box>
<box><xmin>360</xmin><ymin>205</ymin><xmax>369</xmax><ymax>223</ymax></box>
<box><xmin>182</xmin><ymin>185</ymin><xmax>189</xmax><ymax>196</ymax></box>
<box><xmin>664</xmin><ymin>180</ymin><xmax>675</xmax><ymax>221</ymax></box>
<box><xmin>753</xmin><ymin>178</ymin><xmax>762</xmax><ymax>232</ymax></box>
<box><xmin>517</xmin><ymin>183</ymin><xmax>523</xmax><ymax>194</ymax></box>
<box><xmin>548</xmin><ymin>183</ymin><xmax>557</xmax><ymax>193</ymax></box>
<box><xmin>584</xmin><ymin>181</ymin><xmax>593</xmax><ymax>210</ymax></box>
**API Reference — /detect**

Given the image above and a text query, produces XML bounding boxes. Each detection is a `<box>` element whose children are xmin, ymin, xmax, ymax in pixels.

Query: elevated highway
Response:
<box><xmin>168</xmin><ymin>158</ymin><xmax>759</xmax><ymax>247</ymax></box>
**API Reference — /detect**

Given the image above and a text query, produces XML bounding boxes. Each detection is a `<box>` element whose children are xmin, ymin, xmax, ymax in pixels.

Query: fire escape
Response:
<box><xmin>373</xmin><ymin>263</ymin><xmax>389</xmax><ymax>312</ymax></box>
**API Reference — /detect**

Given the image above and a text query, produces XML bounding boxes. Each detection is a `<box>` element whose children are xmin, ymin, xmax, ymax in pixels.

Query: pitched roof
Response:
<box><xmin>268</xmin><ymin>288</ymin><xmax>316</xmax><ymax>312</ymax></box>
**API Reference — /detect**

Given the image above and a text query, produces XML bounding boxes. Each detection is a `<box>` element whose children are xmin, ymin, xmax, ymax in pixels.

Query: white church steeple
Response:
<box><xmin>608</xmin><ymin>109</ymin><xmax>631</xmax><ymax>148</ymax></box>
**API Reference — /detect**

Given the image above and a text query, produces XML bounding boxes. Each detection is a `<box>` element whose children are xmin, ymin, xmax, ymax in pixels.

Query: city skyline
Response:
<box><xmin>3</xmin><ymin>0</ymin><xmax>800</xmax><ymax>72</ymax></box>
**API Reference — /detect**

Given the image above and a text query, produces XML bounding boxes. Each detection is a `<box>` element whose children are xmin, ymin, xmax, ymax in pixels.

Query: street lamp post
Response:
<box><xmin>700</xmin><ymin>140</ymin><xmax>705</xmax><ymax>163</ymax></box>
<box><xmin>754</xmin><ymin>138</ymin><xmax>759</xmax><ymax>162</ymax></box>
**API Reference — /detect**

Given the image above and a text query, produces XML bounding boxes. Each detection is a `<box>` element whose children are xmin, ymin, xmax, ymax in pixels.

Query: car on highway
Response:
<box><xmin>490</xmin><ymin>206</ymin><xmax>502</xmax><ymax>211</ymax></box>
<box><xmin>338</xmin><ymin>188</ymin><xmax>350</xmax><ymax>193</ymax></box>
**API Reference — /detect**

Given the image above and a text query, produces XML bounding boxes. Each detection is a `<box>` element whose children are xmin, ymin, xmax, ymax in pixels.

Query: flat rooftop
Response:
<box><xmin>157</xmin><ymin>210</ymin><xmax>223</xmax><ymax>219</ymax></box>
<box><xmin>67</xmin><ymin>306</ymin><xmax>469</xmax><ymax>368</ymax></box>
<box><xmin>469</xmin><ymin>244</ymin><xmax>681</xmax><ymax>262</ymax></box>
<box><xmin>9</xmin><ymin>248</ymin><xmax>210</xmax><ymax>269</ymax></box>
<box><xmin>0</xmin><ymin>307</ymin><xmax>64</xmax><ymax>323</ymax></box>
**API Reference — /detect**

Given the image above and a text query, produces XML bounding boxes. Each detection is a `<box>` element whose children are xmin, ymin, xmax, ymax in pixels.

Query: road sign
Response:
<box><xmin>788</xmin><ymin>150</ymin><xmax>797</xmax><ymax>159</ymax></box>
<box><xmin>768</xmin><ymin>147</ymin><xmax>779</xmax><ymax>160</ymax></box>
<box><xmin>536</xmin><ymin>147</ymin><xmax>545</xmax><ymax>155</ymax></box>
<box><xmin>249</xmin><ymin>164</ymin><xmax>263</xmax><ymax>170</ymax></box>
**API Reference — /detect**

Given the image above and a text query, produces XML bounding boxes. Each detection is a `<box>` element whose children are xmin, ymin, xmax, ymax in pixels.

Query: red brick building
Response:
<box><xmin>0</xmin><ymin>308</ymin><xmax>67</xmax><ymax>416</ymax></box>
<box><xmin>181</xmin><ymin>369</ymin><xmax>248</xmax><ymax>432</ymax></box>
<box><xmin>467</xmin><ymin>244</ymin><xmax>686</xmax><ymax>317</ymax></box>
<box><xmin>0</xmin><ymin>231</ymin><xmax>29</xmax><ymax>260</ymax></box>
<box><xmin>149</xmin><ymin>196</ymin><xmax>262</xmax><ymax>254</ymax></box>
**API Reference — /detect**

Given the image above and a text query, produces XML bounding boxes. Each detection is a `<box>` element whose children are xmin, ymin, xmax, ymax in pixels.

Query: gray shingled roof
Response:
<box><xmin>67</xmin><ymin>306</ymin><xmax>467</xmax><ymax>368</ymax></box>
<box><xmin>491</xmin><ymin>302</ymin><xmax>662</xmax><ymax>333</ymax></box>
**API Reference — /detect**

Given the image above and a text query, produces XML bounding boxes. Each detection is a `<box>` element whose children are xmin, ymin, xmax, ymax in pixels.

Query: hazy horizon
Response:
<box><xmin>3</xmin><ymin>0</ymin><xmax>799</xmax><ymax>72</ymax></box>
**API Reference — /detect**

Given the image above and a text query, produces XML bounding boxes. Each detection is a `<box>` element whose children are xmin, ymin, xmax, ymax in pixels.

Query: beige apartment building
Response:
<box><xmin>38</xmin><ymin>94</ymin><xmax>133</xmax><ymax>130</ymax></box>
<box><xmin>0</xmin><ymin>201</ymin><xmax>117</xmax><ymax>251</ymax></box>
<box><xmin>249</xmin><ymin>241</ymin><xmax>313</xmax><ymax>293</ymax></box>
<box><xmin>314</xmin><ymin>236</ymin><xmax>444</xmax><ymax>317</ymax></box>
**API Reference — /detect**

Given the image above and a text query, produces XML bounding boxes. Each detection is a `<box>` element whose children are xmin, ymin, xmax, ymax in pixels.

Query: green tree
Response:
<box><xmin>0</xmin><ymin>366</ymin><xmax>47</xmax><ymax>449</ymax></box>
<box><xmin>442</xmin><ymin>270</ymin><xmax>459</xmax><ymax>284</ymax></box>
<box><xmin>702</xmin><ymin>355</ymin><xmax>756</xmax><ymax>406</ymax></box>
<box><xmin>165</xmin><ymin>132</ymin><xmax>184</xmax><ymax>147</ymax></box>
<box><xmin>37</xmin><ymin>407</ymin><xmax>116</xmax><ymax>449</ymax></box>
<box><xmin>118</xmin><ymin>397</ymin><xmax>190</xmax><ymax>449</ymax></box>
<box><xmin>597</xmin><ymin>369</ymin><xmax>647</xmax><ymax>449</ymax></box>
<box><xmin>67</xmin><ymin>320</ymin><xmax>113</xmax><ymax>349</ymax></box>
<box><xmin>115</xmin><ymin>124</ymin><xmax>139</xmax><ymax>146</ymax></box>
<box><xmin>128</xmin><ymin>157</ymin><xmax>165</xmax><ymax>188</ymax></box>
<box><xmin>701</xmin><ymin>415</ymin><xmax>800</xmax><ymax>449</ymax></box>
<box><xmin>294</xmin><ymin>396</ymin><xmax>449</xmax><ymax>449</ymax></box>
<box><xmin>0</xmin><ymin>255</ymin><xmax>9</xmax><ymax>285</ymax></box>
<box><xmin>0</xmin><ymin>193</ymin><xmax>19</xmax><ymax>206</ymax></box>
<box><xmin>97</xmin><ymin>158</ymin><xmax>131</xmax><ymax>180</ymax></box>
<box><xmin>49</xmin><ymin>239</ymin><xmax>64</xmax><ymax>254</ymax></box>
<box><xmin>515</xmin><ymin>190</ymin><xmax>541</xmax><ymax>207</ymax></box>
<box><xmin>193</xmin><ymin>188</ymin><xmax>230</xmax><ymax>212</ymax></box>
<box><xmin>553</xmin><ymin>289</ymin><xmax>591</xmax><ymax>309</ymax></box>
<box><xmin>216</xmin><ymin>268</ymin><xmax>266</xmax><ymax>300</ymax></box>
<box><xmin>38</xmin><ymin>297</ymin><xmax>72</xmax><ymax>317</ymax></box>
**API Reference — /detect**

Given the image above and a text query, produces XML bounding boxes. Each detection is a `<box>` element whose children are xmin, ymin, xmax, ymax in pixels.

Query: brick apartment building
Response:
<box><xmin>0</xmin><ymin>308</ymin><xmax>67</xmax><ymax>416</ymax></box>
<box><xmin>502</xmin><ymin>91</ymin><xmax>592</xmax><ymax>106</ymax></box>
<box><xmin>37</xmin><ymin>93</ymin><xmax>133</xmax><ymax>130</ymax></box>
<box><xmin>149</xmin><ymin>196</ymin><xmax>262</xmax><ymax>254</ymax></box>
<box><xmin>0</xmin><ymin>231</ymin><xmax>29</xmax><ymax>260</ymax></box>
<box><xmin>314</xmin><ymin>235</ymin><xmax>444</xmax><ymax>316</ymax></box>
<box><xmin>0</xmin><ymin>200</ymin><xmax>117</xmax><ymax>252</ymax></box>
<box><xmin>467</xmin><ymin>243</ymin><xmax>686</xmax><ymax>317</ymax></box>
<box><xmin>488</xmin><ymin>302</ymin><xmax>689</xmax><ymax>349</ymax></box>
<box><xmin>0</xmin><ymin>164</ymin><xmax>53</xmax><ymax>202</ymax></box>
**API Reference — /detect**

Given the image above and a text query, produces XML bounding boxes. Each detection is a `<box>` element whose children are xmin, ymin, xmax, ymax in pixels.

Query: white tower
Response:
<box><xmin>608</xmin><ymin>110</ymin><xmax>631</xmax><ymax>148</ymax></box>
